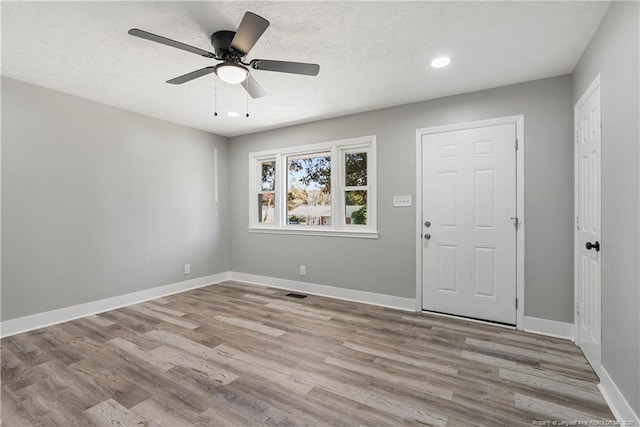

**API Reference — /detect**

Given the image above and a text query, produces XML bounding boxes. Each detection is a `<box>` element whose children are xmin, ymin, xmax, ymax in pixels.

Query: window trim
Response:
<box><xmin>248</xmin><ymin>135</ymin><xmax>377</xmax><ymax>239</ymax></box>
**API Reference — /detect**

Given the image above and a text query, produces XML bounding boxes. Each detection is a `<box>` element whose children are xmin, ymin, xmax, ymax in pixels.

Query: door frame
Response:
<box><xmin>573</xmin><ymin>74</ymin><xmax>601</xmax><ymax>360</ymax></box>
<box><xmin>415</xmin><ymin>115</ymin><xmax>525</xmax><ymax>329</ymax></box>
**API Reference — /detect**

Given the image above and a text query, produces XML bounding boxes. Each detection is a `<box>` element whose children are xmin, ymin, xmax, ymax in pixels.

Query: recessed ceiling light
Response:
<box><xmin>431</xmin><ymin>57</ymin><xmax>451</xmax><ymax>68</ymax></box>
<box><xmin>226</xmin><ymin>111</ymin><xmax>240</xmax><ymax>118</ymax></box>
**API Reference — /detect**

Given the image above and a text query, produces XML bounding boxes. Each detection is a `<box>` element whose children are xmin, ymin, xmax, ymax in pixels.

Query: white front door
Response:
<box><xmin>421</xmin><ymin>124</ymin><xmax>517</xmax><ymax>325</ymax></box>
<box><xmin>575</xmin><ymin>77</ymin><xmax>601</xmax><ymax>367</ymax></box>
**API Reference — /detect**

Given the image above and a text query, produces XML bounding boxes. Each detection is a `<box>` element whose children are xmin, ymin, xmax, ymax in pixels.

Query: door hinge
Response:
<box><xmin>510</xmin><ymin>217</ymin><xmax>519</xmax><ymax>229</ymax></box>
<box><xmin>515</xmin><ymin>298</ymin><xmax>518</xmax><ymax>309</ymax></box>
<box><xmin>576</xmin><ymin>302</ymin><xmax>580</xmax><ymax>316</ymax></box>
<box><xmin>575</xmin><ymin>131</ymin><xmax>580</xmax><ymax>144</ymax></box>
<box><xmin>515</xmin><ymin>138</ymin><xmax>519</xmax><ymax>151</ymax></box>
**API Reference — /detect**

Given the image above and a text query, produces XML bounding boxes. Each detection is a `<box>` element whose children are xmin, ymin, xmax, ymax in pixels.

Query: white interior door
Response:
<box><xmin>575</xmin><ymin>78</ymin><xmax>601</xmax><ymax>367</ymax></box>
<box><xmin>421</xmin><ymin>124</ymin><xmax>517</xmax><ymax>325</ymax></box>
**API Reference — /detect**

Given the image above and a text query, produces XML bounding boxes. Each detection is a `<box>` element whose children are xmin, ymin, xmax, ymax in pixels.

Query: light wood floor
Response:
<box><xmin>1</xmin><ymin>281</ymin><xmax>613</xmax><ymax>426</ymax></box>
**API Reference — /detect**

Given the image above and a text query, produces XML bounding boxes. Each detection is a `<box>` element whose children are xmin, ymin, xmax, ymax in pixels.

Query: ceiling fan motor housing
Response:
<box><xmin>211</xmin><ymin>30</ymin><xmax>237</xmax><ymax>59</ymax></box>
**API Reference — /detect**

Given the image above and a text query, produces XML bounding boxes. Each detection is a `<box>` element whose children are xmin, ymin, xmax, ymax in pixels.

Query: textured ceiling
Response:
<box><xmin>1</xmin><ymin>1</ymin><xmax>609</xmax><ymax>137</ymax></box>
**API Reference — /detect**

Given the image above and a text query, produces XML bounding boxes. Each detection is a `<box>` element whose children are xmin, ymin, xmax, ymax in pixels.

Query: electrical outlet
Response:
<box><xmin>184</xmin><ymin>264</ymin><xmax>191</xmax><ymax>275</ymax></box>
<box><xmin>299</xmin><ymin>265</ymin><xmax>306</xmax><ymax>276</ymax></box>
<box><xmin>393</xmin><ymin>195</ymin><xmax>412</xmax><ymax>207</ymax></box>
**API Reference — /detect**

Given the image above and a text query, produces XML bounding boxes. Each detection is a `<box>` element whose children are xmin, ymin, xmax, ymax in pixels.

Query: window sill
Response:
<box><xmin>247</xmin><ymin>226</ymin><xmax>379</xmax><ymax>239</ymax></box>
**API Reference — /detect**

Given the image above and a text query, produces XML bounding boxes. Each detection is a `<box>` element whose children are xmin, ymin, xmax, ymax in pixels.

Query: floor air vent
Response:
<box><xmin>286</xmin><ymin>293</ymin><xmax>308</xmax><ymax>299</ymax></box>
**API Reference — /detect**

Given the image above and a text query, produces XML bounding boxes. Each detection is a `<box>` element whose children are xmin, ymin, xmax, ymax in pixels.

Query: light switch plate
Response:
<box><xmin>393</xmin><ymin>195</ymin><xmax>412</xmax><ymax>207</ymax></box>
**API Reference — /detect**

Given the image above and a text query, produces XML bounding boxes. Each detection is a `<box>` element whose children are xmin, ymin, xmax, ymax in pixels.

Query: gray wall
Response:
<box><xmin>229</xmin><ymin>75</ymin><xmax>574</xmax><ymax>323</ymax></box>
<box><xmin>573</xmin><ymin>1</ymin><xmax>640</xmax><ymax>416</ymax></box>
<box><xmin>1</xmin><ymin>77</ymin><xmax>230</xmax><ymax>321</ymax></box>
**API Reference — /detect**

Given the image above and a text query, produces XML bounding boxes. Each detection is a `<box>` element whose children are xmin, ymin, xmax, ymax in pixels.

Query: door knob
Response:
<box><xmin>585</xmin><ymin>241</ymin><xmax>600</xmax><ymax>252</ymax></box>
<box><xmin>424</xmin><ymin>233</ymin><xmax>431</xmax><ymax>240</ymax></box>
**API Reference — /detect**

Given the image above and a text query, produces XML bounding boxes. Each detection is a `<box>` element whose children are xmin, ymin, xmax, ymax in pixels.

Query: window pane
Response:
<box><xmin>345</xmin><ymin>152</ymin><xmax>367</xmax><ymax>186</ymax></box>
<box><xmin>287</xmin><ymin>154</ymin><xmax>331</xmax><ymax>226</ymax></box>
<box><xmin>261</xmin><ymin>161</ymin><xmax>276</xmax><ymax>191</ymax></box>
<box><xmin>258</xmin><ymin>193</ymin><xmax>275</xmax><ymax>224</ymax></box>
<box><xmin>345</xmin><ymin>190</ymin><xmax>367</xmax><ymax>225</ymax></box>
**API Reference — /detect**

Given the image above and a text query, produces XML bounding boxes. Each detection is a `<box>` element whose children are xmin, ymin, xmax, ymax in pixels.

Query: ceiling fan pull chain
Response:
<box><xmin>214</xmin><ymin>77</ymin><xmax>218</xmax><ymax>117</ymax></box>
<box><xmin>246</xmin><ymin>90</ymin><xmax>250</xmax><ymax>118</ymax></box>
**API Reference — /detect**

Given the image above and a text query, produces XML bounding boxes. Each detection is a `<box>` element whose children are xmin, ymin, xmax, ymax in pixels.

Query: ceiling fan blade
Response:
<box><xmin>250</xmin><ymin>59</ymin><xmax>319</xmax><ymax>76</ymax></box>
<box><xmin>128</xmin><ymin>28</ymin><xmax>215</xmax><ymax>58</ymax></box>
<box><xmin>241</xmin><ymin>73</ymin><xmax>266</xmax><ymax>99</ymax></box>
<box><xmin>166</xmin><ymin>67</ymin><xmax>216</xmax><ymax>84</ymax></box>
<box><xmin>230</xmin><ymin>12</ymin><xmax>270</xmax><ymax>56</ymax></box>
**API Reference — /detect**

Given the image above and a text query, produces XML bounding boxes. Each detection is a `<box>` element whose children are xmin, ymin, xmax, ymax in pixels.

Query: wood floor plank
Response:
<box><xmin>15</xmin><ymin>381</ymin><xmax>96</xmax><ymax>426</ymax></box>
<box><xmin>148</xmin><ymin>345</ymin><xmax>239</xmax><ymax>385</ymax></box>
<box><xmin>64</xmin><ymin>318</ymin><xmax>122</xmax><ymax>343</ymax></box>
<box><xmin>0</xmin><ymin>386</ymin><xmax>38</xmax><ymax>427</ymax></box>
<box><xmin>306</xmin><ymin>375</ymin><xmax>448</xmax><ymax>426</ymax></box>
<box><xmin>12</xmin><ymin>385</ymin><xmax>61</xmax><ymax>426</ymax></box>
<box><xmin>86</xmin><ymin>398</ymin><xmax>158</xmax><ymax>427</ymax></box>
<box><xmin>129</xmin><ymin>305</ymin><xmax>199</xmax><ymax>329</ymax></box>
<box><xmin>109</xmin><ymin>337</ymin><xmax>174</xmax><ymax>372</ymax></box>
<box><xmin>1</xmin><ymin>281</ymin><xmax>614</xmax><ymax>426</ymax></box>
<box><xmin>466</xmin><ymin>337</ymin><xmax>592</xmax><ymax>368</ymax></box>
<box><xmin>265</xmin><ymin>301</ymin><xmax>333</xmax><ymax>321</ymax></box>
<box><xmin>144</xmin><ymin>329</ymin><xmax>219</xmax><ymax>357</ymax></box>
<box><xmin>2</xmin><ymin>333</ymin><xmax>53</xmax><ymax>367</ymax></box>
<box><xmin>130</xmin><ymin>397</ymin><xmax>193</xmax><ymax>426</ymax></box>
<box><xmin>211</xmin><ymin>344</ymin><xmax>314</xmax><ymax>395</ymax></box>
<box><xmin>213</xmin><ymin>315</ymin><xmax>286</xmax><ymax>337</ymax></box>
<box><xmin>343</xmin><ymin>341</ymin><xmax>459</xmax><ymax>375</ymax></box>
<box><xmin>0</xmin><ymin>345</ymin><xmax>31</xmax><ymax>392</ymax></box>
<box><xmin>29</xmin><ymin>360</ymin><xmax>109</xmax><ymax>409</ymax></box>
<box><xmin>117</xmin><ymin>364</ymin><xmax>213</xmax><ymax>420</ymax></box>
<box><xmin>216</xmin><ymin>377</ymin><xmax>329</xmax><ymax>426</ymax></box>
<box><xmin>74</xmin><ymin>368</ymin><xmax>153</xmax><ymax>410</ymax></box>
<box><xmin>514</xmin><ymin>393</ymin><xmax>608</xmax><ymax>421</ymax></box>
<box><xmin>324</xmin><ymin>355</ymin><xmax>453</xmax><ymax>400</ymax></box>
<box><xmin>98</xmin><ymin>308</ymin><xmax>159</xmax><ymax>334</ymax></box>
<box><xmin>140</xmin><ymin>301</ymin><xmax>187</xmax><ymax>317</ymax></box>
<box><xmin>84</xmin><ymin>314</ymin><xmax>116</xmax><ymax>327</ymax></box>
<box><xmin>499</xmin><ymin>367</ymin><xmax>604</xmax><ymax>404</ymax></box>
<box><xmin>152</xmin><ymin>323</ymin><xmax>222</xmax><ymax>349</ymax></box>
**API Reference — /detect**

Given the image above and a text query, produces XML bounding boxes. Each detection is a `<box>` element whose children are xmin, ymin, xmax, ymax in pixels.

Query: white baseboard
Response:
<box><xmin>228</xmin><ymin>271</ymin><xmax>416</xmax><ymax>312</ymax></box>
<box><xmin>522</xmin><ymin>316</ymin><xmax>575</xmax><ymax>340</ymax></box>
<box><xmin>596</xmin><ymin>365</ymin><xmax>640</xmax><ymax>424</ymax></box>
<box><xmin>1</xmin><ymin>271</ymin><xmax>413</xmax><ymax>337</ymax></box>
<box><xmin>0</xmin><ymin>272</ymin><xmax>230</xmax><ymax>338</ymax></box>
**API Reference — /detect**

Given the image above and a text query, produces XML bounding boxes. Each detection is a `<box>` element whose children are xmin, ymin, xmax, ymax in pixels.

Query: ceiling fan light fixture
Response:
<box><xmin>215</xmin><ymin>63</ymin><xmax>248</xmax><ymax>84</ymax></box>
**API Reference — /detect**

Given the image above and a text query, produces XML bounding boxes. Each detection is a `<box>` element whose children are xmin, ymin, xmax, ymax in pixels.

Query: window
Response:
<box><xmin>344</xmin><ymin>151</ymin><xmax>368</xmax><ymax>226</ymax></box>
<box><xmin>258</xmin><ymin>159</ymin><xmax>276</xmax><ymax>224</ymax></box>
<box><xmin>287</xmin><ymin>153</ymin><xmax>332</xmax><ymax>226</ymax></box>
<box><xmin>249</xmin><ymin>136</ymin><xmax>377</xmax><ymax>238</ymax></box>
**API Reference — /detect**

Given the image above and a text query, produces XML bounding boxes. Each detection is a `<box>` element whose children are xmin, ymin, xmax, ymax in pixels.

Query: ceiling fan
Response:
<box><xmin>128</xmin><ymin>12</ymin><xmax>320</xmax><ymax>99</ymax></box>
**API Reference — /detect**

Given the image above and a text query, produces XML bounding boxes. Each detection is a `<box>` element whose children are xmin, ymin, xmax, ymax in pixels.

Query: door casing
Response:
<box><xmin>415</xmin><ymin>115</ymin><xmax>525</xmax><ymax>329</ymax></box>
